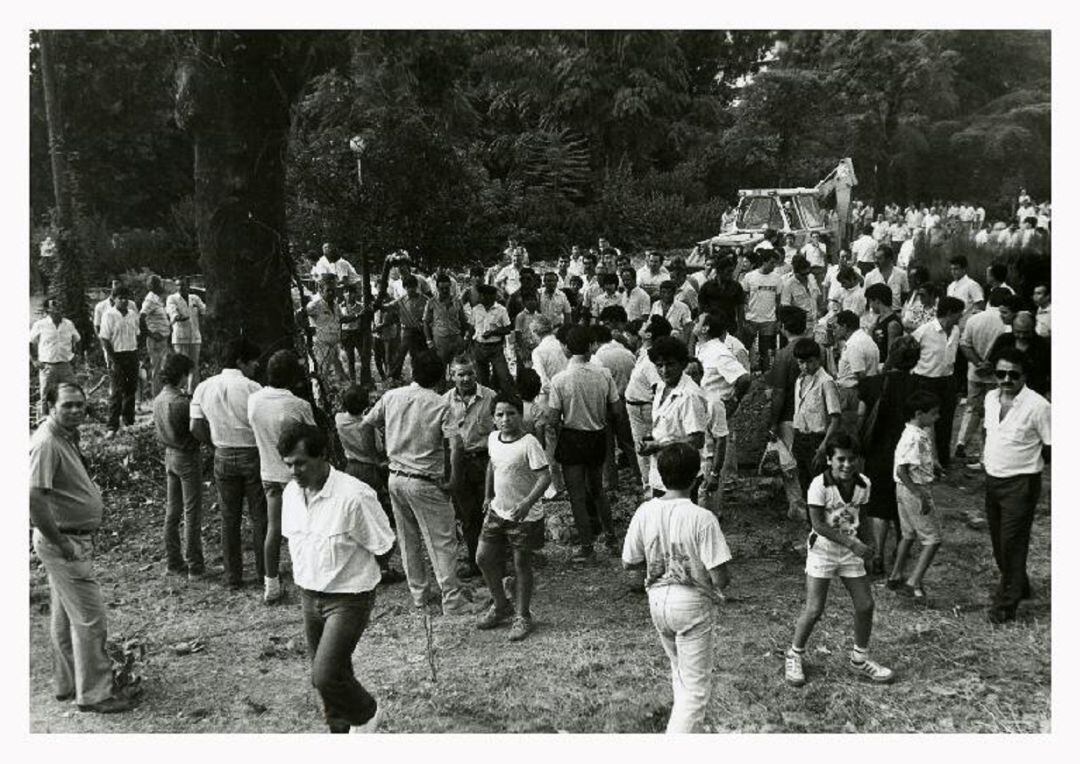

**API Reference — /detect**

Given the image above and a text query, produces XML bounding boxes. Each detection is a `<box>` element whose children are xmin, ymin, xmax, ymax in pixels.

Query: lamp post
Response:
<box><xmin>349</xmin><ymin>135</ymin><xmax>374</xmax><ymax>387</ymax></box>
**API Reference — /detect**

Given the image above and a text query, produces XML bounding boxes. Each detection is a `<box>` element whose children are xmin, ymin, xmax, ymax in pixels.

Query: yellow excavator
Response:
<box><xmin>688</xmin><ymin>158</ymin><xmax>858</xmax><ymax>266</ymax></box>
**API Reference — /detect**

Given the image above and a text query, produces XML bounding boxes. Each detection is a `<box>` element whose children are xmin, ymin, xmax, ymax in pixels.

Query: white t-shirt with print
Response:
<box><xmin>487</xmin><ymin>431</ymin><xmax>549</xmax><ymax>522</ymax></box>
<box><xmin>806</xmin><ymin>472</ymin><xmax>871</xmax><ymax>554</ymax></box>
<box><xmin>741</xmin><ymin>268</ymin><xmax>783</xmax><ymax>323</ymax></box>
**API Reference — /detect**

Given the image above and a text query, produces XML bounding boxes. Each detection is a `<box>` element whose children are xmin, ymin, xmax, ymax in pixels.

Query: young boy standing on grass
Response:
<box><xmin>785</xmin><ymin>433</ymin><xmax>894</xmax><ymax>688</ymax></box>
<box><xmin>622</xmin><ymin>442</ymin><xmax>732</xmax><ymax>733</ymax></box>
<box><xmin>888</xmin><ymin>391</ymin><xmax>942</xmax><ymax>599</ymax></box>
<box><xmin>475</xmin><ymin>393</ymin><xmax>552</xmax><ymax>642</ymax></box>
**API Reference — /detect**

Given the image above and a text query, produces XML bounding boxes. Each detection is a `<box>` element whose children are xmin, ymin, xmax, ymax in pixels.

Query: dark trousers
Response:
<box><xmin>344</xmin><ymin>460</ymin><xmax>396</xmax><ymax>571</ymax></box>
<box><xmin>985</xmin><ymin>473</ymin><xmax>1041</xmax><ymax>613</ymax></box>
<box><xmin>301</xmin><ymin>588</ymin><xmax>378</xmax><ymax>731</ymax></box>
<box><xmin>604</xmin><ymin>401</ymin><xmax>638</xmax><ymax>486</ymax></box>
<box><xmin>912</xmin><ymin>374</ymin><xmax>957</xmax><ymax>467</ymax></box>
<box><xmin>451</xmin><ymin>453</ymin><xmax>488</xmax><ymax>569</ymax></box>
<box><xmin>389</xmin><ymin>327</ymin><xmax>428</xmax><ymax>379</ymax></box>
<box><xmin>213</xmin><ymin>447</ymin><xmax>267</xmax><ymax>585</ymax></box>
<box><xmin>473</xmin><ymin>341</ymin><xmax>513</xmax><ymax>395</ymax></box>
<box><xmin>107</xmin><ymin>351</ymin><xmax>139</xmax><ymax>430</ymax></box>
<box><xmin>563</xmin><ymin>462</ymin><xmax>613</xmax><ymax>546</ymax></box>
<box><xmin>164</xmin><ymin>448</ymin><xmax>204</xmax><ymax>572</ymax></box>
<box><xmin>792</xmin><ymin>430</ymin><xmax>826</xmax><ymax>495</ymax></box>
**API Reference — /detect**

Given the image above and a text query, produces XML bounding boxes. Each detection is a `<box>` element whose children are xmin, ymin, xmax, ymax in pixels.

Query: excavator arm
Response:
<box><xmin>815</xmin><ymin>158</ymin><xmax>857</xmax><ymax>250</ymax></box>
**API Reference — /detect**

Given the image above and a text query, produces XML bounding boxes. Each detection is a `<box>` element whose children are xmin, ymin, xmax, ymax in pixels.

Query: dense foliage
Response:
<box><xmin>31</xmin><ymin>30</ymin><xmax>1050</xmax><ymax>272</ymax></box>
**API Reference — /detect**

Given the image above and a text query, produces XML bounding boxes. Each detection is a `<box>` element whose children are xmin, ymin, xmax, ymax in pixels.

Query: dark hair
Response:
<box><xmin>582</xmin><ymin>252</ymin><xmax>597</xmax><ymax>265</ymax></box>
<box><xmin>555</xmin><ymin>324</ymin><xmax>572</xmax><ymax>344</ymax></box>
<box><xmin>402</xmin><ymin>274</ymin><xmax>418</xmax><ymax>289</ymax></box>
<box><xmin>435</xmin><ymin>272</ymin><xmax>451</xmax><ymax>285</ymax></box>
<box><xmin>701</xmin><ymin>312</ymin><xmax>728</xmax><ymax>339</ymax></box>
<box><xmin>342</xmin><ymin>385</ymin><xmax>369</xmax><ymax>416</ymax></box>
<box><xmin>599</xmin><ymin>305</ymin><xmax>628</xmax><ymax>324</ymax></box>
<box><xmin>647</xmin><ymin>336</ymin><xmax>690</xmax><ymax>366</ymax></box>
<box><xmin>478</xmin><ymin>284</ymin><xmax>498</xmax><ymax>299</ymax></box>
<box><xmin>161</xmin><ymin>353</ymin><xmax>195</xmax><ymax>387</ymax></box>
<box><xmin>618</xmin><ymin>266</ymin><xmax>636</xmax><ymax>282</ymax></box>
<box><xmin>862</xmin><ymin>224</ymin><xmax>874</xmax><ymax>236</ymax></box>
<box><xmin>987</xmin><ymin>287</ymin><xmax>1012</xmax><ymax>308</ymax></box>
<box><xmin>824</xmin><ymin>431</ymin><xmax>861</xmax><ymax>458</ymax></box>
<box><xmin>777</xmin><ymin>305</ymin><xmax>807</xmax><ymax>336</ymax></box>
<box><xmin>411</xmin><ymin>351</ymin><xmax>445</xmax><ymax>388</ymax></box>
<box><xmin>656</xmin><ymin>442</ymin><xmax>701</xmax><ymax>491</ymax></box>
<box><xmin>835</xmin><ymin>310</ymin><xmax>860</xmax><ymax>331</ymax></box>
<box><xmin>44</xmin><ymin>380</ymin><xmax>86</xmax><ymax>406</ymax></box>
<box><xmin>591</xmin><ymin>324</ymin><xmax>613</xmax><ymax>344</ymax></box>
<box><xmin>450</xmin><ymin>353</ymin><xmax>475</xmax><ymax>370</ymax></box>
<box><xmin>875</xmin><ymin>244</ymin><xmax>894</xmax><ymax>261</ymax></box>
<box><xmin>112</xmin><ymin>284</ymin><xmax>131</xmax><ymax>299</ymax></box>
<box><xmin>864</xmin><ymin>283</ymin><xmax>893</xmax><ymax>307</ymax></box>
<box><xmin>1034</xmin><ymin>282</ymin><xmax>1050</xmax><ymax>296</ymax></box>
<box><xmin>936</xmin><ymin>296</ymin><xmax>965</xmax><ymax>318</ymax></box>
<box><xmin>904</xmin><ymin>390</ymin><xmax>940</xmax><ymax>420</ymax></box>
<box><xmin>267</xmin><ymin>350</ymin><xmax>302</xmax><ymax>389</ymax></box>
<box><xmin>791</xmin><ymin>253</ymin><xmax>810</xmax><ymax>273</ymax></box>
<box><xmin>990</xmin><ymin>345</ymin><xmax>1029</xmax><ymax>374</ymax></box>
<box><xmin>276</xmin><ymin>421</ymin><xmax>329</xmax><ymax>459</ymax></box>
<box><xmin>220</xmin><ymin>337</ymin><xmax>261</xmax><ymax>368</ymax></box>
<box><xmin>599</xmin><ymin>273</ymin><xmax>619</xmax><ymax>289</ymax></box>
<box><xmin>515</xmin><ymin>368</ymin><xmax>542</xmax><ymax>402</ymax></box>
<box><xmin>988</xmin><ymin>263</ymin><xmax>1008</xmax><ymax>283</ymax></box>
<box><xmin>147</xmin><ymin>274</ymin><xmax>163</xmax><ymax>291</ymax></box>
<box><xmin>470</xmin><ymin>265</ymin><xmax>485</xmax><ymax>278</ymax></box>
<box><xmin>949</xmin><ymin>255</ymin><xmax>968</xmax><ymax>269</ymax></box>
<box><xmin>792</xmin><ymin>337</ymin><xmax>821</xmax><ymax>360</ymax></box>
<box><xmin>491</xmin><ymin>390</ymin><xmax>524</xmax><ymax>415</ymax></box>
<box><xmin>658</xmin><ymin>280</ymin><xmax>675</xmax><ymax>293</ymax></box>
<box><xmin>566</xmin><ymin>326</ymin><xmax>593</xmax><ymax>355</ymax></box>
<box><xmin>643</xmin><ymin>314</ymin><xmax>672</xmax><ymax>339</ymax></box>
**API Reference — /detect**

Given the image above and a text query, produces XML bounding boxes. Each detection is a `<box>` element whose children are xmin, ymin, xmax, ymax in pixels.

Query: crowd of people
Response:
<box><xmin>29</xmin><ymin>215</ymin><xmax>1051</xmax><ymax>732</ymax></box>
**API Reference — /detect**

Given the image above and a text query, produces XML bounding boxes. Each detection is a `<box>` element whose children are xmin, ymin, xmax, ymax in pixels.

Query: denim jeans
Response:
<box><xmin>387</xmin><ymin>473</ymin><xmax>467</xmax><ymax>609</ymax></box>
<box><xmin>213</xmin><ymin>447</ymin><xmax>267</xmax><ymax>585</ymax></box>
<box><xmin>648</xmin><ymin>585</ymin><xmax>717</xmax><ymax>733</ymax></box>
<box><xmin>164</xmin><ymin>448</ymin><xmax>204</xmax><ymax>571</ymax></box>
<box><xmin>300</xmin><ymin>588</ymin><xmax>378</xmax><ymax>730</ymax></box>
<box><xmin>33</xmin><ymin>530</ymin><xmax>114</xmax><ymax>706</ymax></box>
<box><xmin>107</xmin><ymin>351</ymin><xmax>139</xmax><ymax>430</ymax></box>
<box><xmin>986</xmin><ymin>473</ymin><xmax>1041</xmax><ymax>612</ymax></box>
<box><xmin>562</xmin><ymin>462</ymin><xmax>613</xmax><ymax>547</ymax></box>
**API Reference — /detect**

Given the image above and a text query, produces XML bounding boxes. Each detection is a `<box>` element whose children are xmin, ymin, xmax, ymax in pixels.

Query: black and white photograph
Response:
<box><xmin>18</xmin><ymin>7</ymin><xmax>1063</xmax><ymax>742</ymax></box>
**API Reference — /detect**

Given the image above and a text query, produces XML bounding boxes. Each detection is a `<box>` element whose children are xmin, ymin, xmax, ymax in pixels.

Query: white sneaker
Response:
<box><xmin>785</xmin><ymin>649</ymin><xmax>806</xmax><ymax>687</ymax></box>
<box><xmin>263</xmin><ymin>576</ymin><xmax>282</xmax><ymax>604</ymax></box>
<box><xmin>849</xmin><ymin>657</ymin><xmax>894</xmax><ymax>684</ymax></box>
<box><xmin>351</xmin><ymin>703</ymin><xmax>382</xmax><ymax>733</ymax></box>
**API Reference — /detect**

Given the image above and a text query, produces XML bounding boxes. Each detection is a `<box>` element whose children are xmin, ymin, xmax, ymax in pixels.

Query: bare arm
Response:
<box><xmin>190</xmin><ymin>418</ymin><xmax>212</xmax><ymax>446</ymax></box>
<box><xmin>511</xmin><ymin>468</ymin><xmax>552</xmax><ymax>521</ymax></box>
<box><xmin>708</xmin><ymin>561</ymin><xmax>730</xmax><ymax>592</ymax></box>
<box><xmin>808</xmin><ymin>503</ymin><xmax>869</xmax><ymax>558</ymax></box>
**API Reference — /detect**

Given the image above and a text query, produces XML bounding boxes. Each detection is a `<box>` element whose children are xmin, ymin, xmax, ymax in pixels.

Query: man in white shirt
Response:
<box><xmin>1032</xmin><ymin>284</ymin><xmax>1050</xmax><ymax>338</ymax></box>
<box><xmin>740</xmin><ymin>248</ymin><xmax>783</xmax><ymax>372</ymax></box>
<box><xmin>695</xmin><ymin>313</ymin><xmax>751</xmax><ymax>483</ymax></box>
<box><xmin>190</xmin><ymin>337</ymin><xmax>266</xmax><ymax>590</ymax></box>
<box><xmin>30</xmin><ymin>298</ymin><xmax>80</xmax><ymax>419</ymax></box>
<box><xmin>851</xmin><ymin>225</ymin><xmax>878</xmax><ymax>275</ymax></box>
<box><xmin>833</xmin><ymin>310</ymin><xmax>879</xmax><ymax>435</ymax></box>
<box><xmin>982</xmin><ymin>349</ymin><xmax>1050</xmax><ymax>624</ymax></box>
<box><xmin>247</xmin><ymin>350</ymin><xmax>316</xmax><ymax>604</ymax></box>
<box><xmin>910</xmin><ymin>297</ymin><xmax>965</xmax><ymax>468</ymax></box>
<box><xmin>593</xmin><ymin>324</ymin><xmax>640</xmax><ymax>490</ymax></box>
<box><xmin>637</xmin><ymin>251</ymin><xmax>671</xmax><ymax>300</ymax></box>
<box><xmin>98</xmin><ymin>285</ymin><xmax>142</xmax><ymax>436</ymax></box>
<box><xmin>470</xmin><ymin>285</ymin><xmax>514</xmax><ymax>395</ymax></box>
<box><xmin>619</xmin><ymin>267</ymin><xmax>654</xmax><ymax>323</ymax></box>
<box><xmin>955</xmin><ymin>288</ymin><xmax>1009</xmax><ymax>464</ymax></box>
<box><xmin>166</xmin><ymin>277</ymin><xmax>207</xmax><ymax>393</ymax></box>
<box><xmin>279</xmin><ymin>422</ymin><xmax>393</xmax><ymax>733</ymax></box>
<box><xmin>538</xmin><ymin>272</ymin><xmax>572</xmax><ymax>328</ymax></box>
<box><xmin>862</xmin><ymin>245</ymin><xmax>909</xmax><ymax>311</ymax></box>
<box><xmin>494</xmin><ymin>248</ymin><xmax>525</xmax><ymax>298</ymax></box>
<box><xmin>530</xmin><ymin>318</ymin><xmax>569</xmax><ymax>495</ymax></box>
<box><xmin>946</xmin><ymin>255</ymin><xmax>985</xmax><ymax>327</ymax></box>
<box><xmin>93</xmin><ymin>277</ymin><xmax>122</xmax><ymax>364</ymax></box>
<box><xmin>311</xmin><ymin>242</ymin><xmax>360</xmax><ymax>286</ymax></box>
<box><xmin>140</xmin><ymin>275</ymin><xmax>172</xmax><ymax>396</ymax></box>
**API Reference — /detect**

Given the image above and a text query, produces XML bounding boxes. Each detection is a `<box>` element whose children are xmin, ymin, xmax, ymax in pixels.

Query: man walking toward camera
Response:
<box><xmin>30</xmin><ymin>298</ymin><xmax>80</xmax><ymax>421</ymax></box>
<box><xmin>30</xmin><ymin>381</ymin><xmax>134</xmax><ymax>714</ymax></box>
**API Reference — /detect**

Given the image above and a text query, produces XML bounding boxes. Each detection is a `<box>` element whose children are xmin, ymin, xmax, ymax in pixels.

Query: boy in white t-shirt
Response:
<box><xmin>622</xmin><ymin>442</ymin><xmax>732</xmax><ymax>733</ymax></box>
<box><xmin>475</xmin><ymin>393</ymin><xmax>552</xmax><ymax>642</ymax></box>
<box><xmin>785</xmin><ymin>433</ymin><xmax>894</xmax><ymax>688</ymax></box>
<box><xmin>740</xmin><ymin>248</ymin><xmax>783</xmax><ymax>372</ymax></box>
<box><xmin>887</xmin><ymin>391</ymin><xmax>942</xmax><ymax>599</ymax></box>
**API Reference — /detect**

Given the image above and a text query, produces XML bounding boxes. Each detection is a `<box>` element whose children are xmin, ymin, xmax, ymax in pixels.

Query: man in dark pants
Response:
<box><xmin>98</xmin><ymin>285</ymin><xmax>141</xmax><ymax>437</ymax></box>
<box><xmin>280</xmin><ymin>422</ymin><xmax>394</xmax><ymax>733</ymax></box>
<box><xmin>443</xmin><ymin>355</ymin><xmax>497</xmax><ymax>579</ymax></box>
<box><xmin>190</xmin><ymin>337</ymin><xmax>266</xmax><ymax>590</ymax></box>
<box><xmin>470</xmin><ymin>285</ymin><xmax>514</xmax><ymax>395</ymax></box>
<box><xmin>910</xmin><ymin>296</ymin><xmax>965</xmax><ymax>468</ymax></box>
<box><xmin>388</xmin><ymin>274</ymin><xmax>430</xmax><ymax>382</ymax></box>
<box><xmin>547</xmin><ymin>326</ymin><xmax>622</xmax><ymax>562</ymax></box>
<box><xmin>981</xmin><ymin>349</ymin><xmax>1050</xmax><ymax>624</ymax></box>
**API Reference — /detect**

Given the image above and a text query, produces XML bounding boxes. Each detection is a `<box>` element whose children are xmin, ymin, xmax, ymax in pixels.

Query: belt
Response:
<box><xmin>389</xmin><ymin>469</ymin><xmax>443</xmax><ymax>484</ymax></box>
<box><xmin>42</xmin><ymin>361</ymin><xmax>73</xmax><ymax>366</ymax></box>
<box><xmin>462</xmin><ymin>449</ymin><xmax>489</xmax><ymax>460</ymax></box>
<box><xmin>626</xmin><ymin>400</ymin><xmax>651</xmax><ymax>406</ymax></box>
<box><xmin>59</xmin><ymin>528</ymin><xmax>94</xmax><ymax>536</ymax></box>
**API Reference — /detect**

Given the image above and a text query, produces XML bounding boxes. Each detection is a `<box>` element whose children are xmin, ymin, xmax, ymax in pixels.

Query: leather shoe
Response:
<box><xmin>78</xmin><ymin>695</ymin><xmax>134</xmax><ymax>714</ymax></box>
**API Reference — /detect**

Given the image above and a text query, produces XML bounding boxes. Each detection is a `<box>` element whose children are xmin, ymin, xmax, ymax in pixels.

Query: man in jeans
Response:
<box><xmin>140</xmin><ymin>274</ymin><xmax>172</xmax><ymax>396</ymax></box>
<box><xmin>98</xmin><ymin>285</ymin><xmax>142</xmax><ymax>437</ymax></box>
<box><xmin>548</xmin><ymin>326</ymin><xmax>622</xmax><ymax>561</ymax></box>
<box><xmin>361</xmin><ymin>351</ymin><xmax>479</xmax><ymax>615</ymax></box>
<box><xmin>152</xmin><ymin>353</ymin><xmax>204</xmax><ymax>579</ymax></box>
<box><xmin>279</xmin><ymin>423</ymin><xmax>393</xmax><ymax>733</ymax></box>
<box><xmin>190</xmin><ymin>337</ymin><xmax>266</xmax><ymax>590</ymax></box>
<box><xmin>247</xmin><ymin>350</ymin><xmax>316</xmax><ymax>603</ymax></box>
<box><xmin>30</xmin><ymin>381</ymin><xmax>134</xmax><ymax>713</ymax></box>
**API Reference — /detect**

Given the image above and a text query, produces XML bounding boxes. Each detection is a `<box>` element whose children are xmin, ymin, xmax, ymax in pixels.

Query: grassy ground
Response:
<box><xmin>29</xmin><ymin>403</ymin><xmax>1051</xmax><ymax>733</ymax></box>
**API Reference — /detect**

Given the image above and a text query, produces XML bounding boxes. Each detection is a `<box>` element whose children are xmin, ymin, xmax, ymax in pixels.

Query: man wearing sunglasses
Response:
<box><xmin>982</xmin><ymin>348</ymin><xmax>1050</xmax><ymax>624</ymax></box>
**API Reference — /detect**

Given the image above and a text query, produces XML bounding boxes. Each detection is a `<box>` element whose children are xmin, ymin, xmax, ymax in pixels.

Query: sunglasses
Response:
<box><xmin>994</xmin><ymin>370</ymin><xmax>1023</xmax><ymax>381</ymax></box>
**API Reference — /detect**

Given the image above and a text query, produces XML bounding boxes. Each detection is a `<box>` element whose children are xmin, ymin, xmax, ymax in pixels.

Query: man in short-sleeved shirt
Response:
<box><xmin>946</xmin><ymin>260</ymin><xmax>985</xmax><ymax>327</ymax></box>
<box><xmin>636</xmin><ymin>252</ymin><xmax>670</xmax><ymax>299</ymax></box>
<box><xmin>648</xmin><ymin>373</ymin><xmax>708</xmax><ymax>491</ymax></box>
<box><xmin>30</xmin><ymin>299</ymin><xmax>80</xmax><ymax>419</ymax></box>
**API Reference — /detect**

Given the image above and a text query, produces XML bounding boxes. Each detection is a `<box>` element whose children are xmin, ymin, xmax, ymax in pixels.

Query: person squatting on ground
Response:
<box><xmin>785</xmin><ymin>433</ymin><xmax>894</xmax><ymax>688</ymax></box>
<box><xmin>474</xmin><ymin>392</ymin><xmax>552</xmax><ymax>642</ymax></box>
<box><xmin>247</xmin><ymin>350</ymin><xmax>317</xmax><ymax>604</ymax></box>
<box><xmin>30</xmin><ymin>381</ymin><xmax>135</xmax><ymax>714</ymax></box>
<box><xmin>279</xmin><ymin>422</ymin><xmax>393</xmax><ymax>734</ymax></box>
<box><xmin>190</xmin><ymin>337</ymin><xmax>267</xmax><ymax>590</ymax></box>
<box><xmin>152</xmin><ymin>353</ymin><xmax>204</xmax><ymax>579</ymax></box>
<box><xmin>622</xmin><ymin>442</ymin><xmax>732</xmax><ymax>733</ymax></box>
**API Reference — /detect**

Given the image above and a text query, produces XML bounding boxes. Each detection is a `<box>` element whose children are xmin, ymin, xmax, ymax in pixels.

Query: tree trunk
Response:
<box><xmin>39</xmin><ymin>30</ymin><xmax>93</xmax><ymax>345</ymax></box>
<box><xmin>174</xmin><ymin>32</ymin><xmax>298</xmax><ymax>361</ymax></box>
